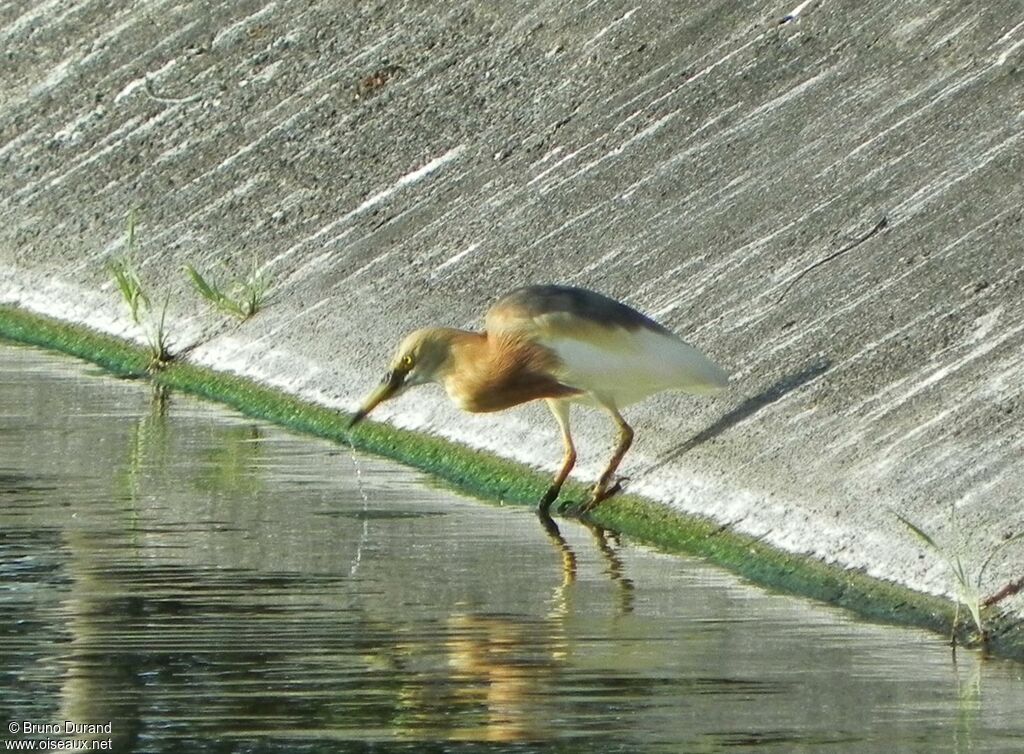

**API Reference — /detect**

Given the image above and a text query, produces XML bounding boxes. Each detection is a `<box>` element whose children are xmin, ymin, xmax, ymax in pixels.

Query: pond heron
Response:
<box><xmin>349</xmin><ymin>285</ymin><xmax>728</xmax><ymax>514</ymax></box>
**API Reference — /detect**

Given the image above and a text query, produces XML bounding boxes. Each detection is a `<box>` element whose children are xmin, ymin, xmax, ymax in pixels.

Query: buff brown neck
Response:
<box><xmin>433</xmin><ymin>328</ymin><xmax>581</xmax><ymax>413</ymax></box>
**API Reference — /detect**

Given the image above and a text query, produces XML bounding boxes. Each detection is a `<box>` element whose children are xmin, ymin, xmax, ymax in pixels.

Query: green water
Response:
<box><xmin>1</xmin><ymin>342</ymin><xmax>1022</xmax><ymax>753</ymax></box>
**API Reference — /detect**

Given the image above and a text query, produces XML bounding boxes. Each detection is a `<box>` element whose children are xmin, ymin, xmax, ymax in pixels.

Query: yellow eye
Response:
<box><xmin>401</xmin><ymin>355</ymin><xmax>414</xmax><ymax>369</ymax></box>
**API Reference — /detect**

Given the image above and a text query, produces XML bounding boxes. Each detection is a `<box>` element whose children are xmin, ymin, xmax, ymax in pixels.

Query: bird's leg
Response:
<box><xmin>580</xmin><ymin>519</ymin><xmax>634</xmax><ymax>614</ymax></box>
<box><xmin>535</xmin><ymin>507</ymin><xmax>577</xmax><ymax>588</ymax></box>
<box><xmin>580</xmin><ymin>404</ymin><xmax>633</xmax><ymax>514</ymax></box>
<box><xmin>540</xmin><ymin>399</ymin><xmax>576</xmax><ymax>513</ymax></box>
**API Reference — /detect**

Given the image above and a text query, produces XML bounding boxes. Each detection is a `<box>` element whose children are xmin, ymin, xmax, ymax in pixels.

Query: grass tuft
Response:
<box><xmin>147</xmin><ymin>295</ymin><xmax>173</xmax><ymax>369</ymax></box>
<box><xmin>108</xmin><ymin>212</ymin><xmax>149</xmax><ymax>325</ymax></box>
<box><xmin>108</xmin><ymin>211</ymin><xmax>173</xmax><ymax>371</ymax></box>
<box><xmin>185</xmin><ymin>256</ymin><xmax>269</xmax><ymax>321</ymax></box>
<box><xmin>898</xmin><ymin>508</ymin><xmax>1024</xmax><ymax>645</ymax></box>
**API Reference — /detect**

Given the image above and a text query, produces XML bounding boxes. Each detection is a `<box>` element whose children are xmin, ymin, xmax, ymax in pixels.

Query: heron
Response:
<box><xmin>349</xmin><ymin>284</ymin><xmax>728</xmax><ymax>514</ymax></box>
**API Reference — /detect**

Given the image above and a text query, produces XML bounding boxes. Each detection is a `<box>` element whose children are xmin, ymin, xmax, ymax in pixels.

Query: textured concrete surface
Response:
<box><xmin>1</xmin><ymin>1</ymin><xmax>1022</xmax><ymax>619</ymax></box>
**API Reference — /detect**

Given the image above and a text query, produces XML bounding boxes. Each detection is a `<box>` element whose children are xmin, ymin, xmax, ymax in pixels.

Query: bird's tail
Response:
<box><xmin>667</xmin><ymin>341</ymin><xmax>729</xmax><ymax>395</ymax></box>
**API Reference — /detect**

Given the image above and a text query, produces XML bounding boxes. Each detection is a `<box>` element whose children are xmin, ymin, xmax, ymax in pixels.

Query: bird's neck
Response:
<box><xmin>438</xmin><ymin>328</ymin><xmax>489</xmax><ymax>377</ymax></box>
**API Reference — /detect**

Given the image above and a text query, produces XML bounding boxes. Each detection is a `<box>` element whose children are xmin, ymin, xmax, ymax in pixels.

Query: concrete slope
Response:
<box><xmin>1</xmin><ymin>1</ymin><xmax>1022</xmax><ymax>618</ymax></box>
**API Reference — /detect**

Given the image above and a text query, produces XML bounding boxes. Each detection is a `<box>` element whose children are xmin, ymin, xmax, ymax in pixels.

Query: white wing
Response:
<box><xmin>545</xmin><ymin>326</ymin><xmax>728</xmax><ymax>406</ymax></box>
<box><xmin>486</xmin><ymin>285</ymin><xmax>728</xmax><ymax>407</ymax></box>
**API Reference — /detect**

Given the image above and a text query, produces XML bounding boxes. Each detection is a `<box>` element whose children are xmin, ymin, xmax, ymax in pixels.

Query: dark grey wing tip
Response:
<box><xmin>502</xmin><ymin>284</ymin><xmax>672</xmax><ymax>334</ymax></box>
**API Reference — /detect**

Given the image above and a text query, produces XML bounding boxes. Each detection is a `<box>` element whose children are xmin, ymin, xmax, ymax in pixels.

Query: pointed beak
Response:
<box><xmin>348</xmin><ymin>370</ymin><xmax>407</xmax><ymax>428</ymax></box>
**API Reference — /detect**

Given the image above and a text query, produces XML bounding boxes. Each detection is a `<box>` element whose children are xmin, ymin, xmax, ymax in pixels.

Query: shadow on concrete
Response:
<box><xmin>642</xmin><ymin>356</ymin><xmax>832</xmax><ymax>476</ymax></box>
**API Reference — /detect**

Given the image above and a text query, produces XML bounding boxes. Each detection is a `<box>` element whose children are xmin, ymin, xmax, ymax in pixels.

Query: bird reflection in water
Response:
<box><xmin>392</xmin><ymin>512</ymin><xmax>636</xmax><ymax>744</ymax></box>
<box><xmin>537</xmin><ymin>508</ymin><xmax>635</xmax><ymax>617</ymax></box>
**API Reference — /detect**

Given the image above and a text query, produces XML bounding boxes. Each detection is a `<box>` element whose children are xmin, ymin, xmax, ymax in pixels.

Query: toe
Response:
<box><xmin>558</xmin><ymin>499</ymin><xmax>583</xmax><ymax>518</ymax></box>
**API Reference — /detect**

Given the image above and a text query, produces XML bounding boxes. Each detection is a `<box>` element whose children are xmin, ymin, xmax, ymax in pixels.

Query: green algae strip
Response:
<box><xmin>2</xmin><ymin>303</ymin><xmax>1021</xmax><ymax>660</ymax></box>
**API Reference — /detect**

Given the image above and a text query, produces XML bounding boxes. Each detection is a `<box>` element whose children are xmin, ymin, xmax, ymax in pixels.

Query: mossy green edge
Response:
<box><xmin>2</xmin><ymin>303</ymin><xmax>1021</xmax><ymax>661</ymax></box>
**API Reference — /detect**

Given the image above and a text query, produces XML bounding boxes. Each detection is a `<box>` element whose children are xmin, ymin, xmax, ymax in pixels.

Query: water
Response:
<box><xmin>1</xmin><ymin>342</ymin><xmax>1022</xmax><ymax>753</ymax></box>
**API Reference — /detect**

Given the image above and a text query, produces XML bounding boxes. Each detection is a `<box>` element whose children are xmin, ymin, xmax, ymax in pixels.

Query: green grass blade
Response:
<box><xmin>109</xmin><ymin>258</ymin><xmax>148</xmax><ymax>324</ymax></box>
<box><xmin>897</xmin><ymin>512</ymin><xmax>984</xmax><ymax>635</ymax></box>
<box><xmin>185</xmin><ymin>265</ymin><xmax>223</xmax><ymax>304</ymax></box>
<box><xmin>896</xmin><ymin>513</ymin><xmax>963</xmax><ymax>581</ymax></box>
<box><xmin>110</xmin><ymin>263</ymin><xmax>133</xmax><ymax>303</ymax></box>
<box><xmin>895</xmin><ymin>513</ymin><xmax>942</xmax><ymax>552</ymax></box>
<box><xmin>977</xmin><ymin>531</ymin><xmax>1024</xmax><ymax>589</ymax></box>
<box><xmin>126</xmin><ymin>209</ymin><xmax>137</xmax><ymax>254</ymax></box>
<box><xmin>185</xmin><ymin>265</ymin><xmax>245</xmax><ymax>318</ymax></box>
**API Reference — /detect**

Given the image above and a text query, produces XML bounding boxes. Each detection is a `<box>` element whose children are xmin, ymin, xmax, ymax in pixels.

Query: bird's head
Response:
<box><xmin>348</xmin><ymin>328</ymin><xmax>455</xmax><ymax>428</ymax></box>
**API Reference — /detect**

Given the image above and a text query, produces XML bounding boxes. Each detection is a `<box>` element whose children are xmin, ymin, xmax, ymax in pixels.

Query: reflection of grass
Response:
<box><xmin>185</xmin><ymin>257</ymin><xmax>270</xmax><ymax>321</ymax></box>
<box><xmin>116</xmin><ymin>385</ymin><xmax>171</xmax><ymax>509</ymax></box>
<box><xmin>193</xmin><ymin>425</ymin><xmax>264</xmax><ymax>497</ymax></box>
<box><xmin>898</xmin><ymin>508</ymin><xmax>1024</xmax><ymax>644</ymax></box>
<box><xmin>113</xmin><ymin>393</ymin><xmax>263</xmax><ymax>523</ymax></box>
<box><xmin>952</xmin><ymin>658</ymin><xmax>981</xmax><ymax>754</ymax></box>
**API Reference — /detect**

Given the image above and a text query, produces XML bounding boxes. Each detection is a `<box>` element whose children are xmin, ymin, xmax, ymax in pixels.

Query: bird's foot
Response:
<box><xmin>538</xmin><ymin>484</ymin><xmax>562</xmax><ymax>515</ymax></box>
<box><xmin>578</xmin><ymin>477</ymin><xmax>630</xmax><ymax>515</ymax></box>
<box><xmin>557</xmin><ymin>499</ymin><xmax>587</xmax><ymax>519</ymax></box>
<box><xmin>556</xmin><ymin>477</ymin><xmax>629</xmax><ymax>518</ymax></box>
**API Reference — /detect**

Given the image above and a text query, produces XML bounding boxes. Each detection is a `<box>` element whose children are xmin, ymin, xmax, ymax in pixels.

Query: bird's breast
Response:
<box><xmin>443</xmin><ymin>378</ymin><xmax>478</xmax><ymax>412</ymax></box>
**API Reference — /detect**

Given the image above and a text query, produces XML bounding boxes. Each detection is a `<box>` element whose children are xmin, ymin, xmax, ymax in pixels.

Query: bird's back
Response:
<box><xmin>487</xmin><ymin>284</ymin><xmax>673</xmax><ymax>336</ymax></box>
<box><xmin>486</xmin><ymin>285</ymin><xmax>728</xmax><ymax>406</ymax></box>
